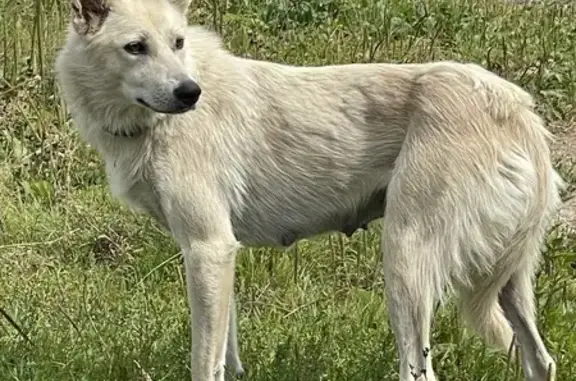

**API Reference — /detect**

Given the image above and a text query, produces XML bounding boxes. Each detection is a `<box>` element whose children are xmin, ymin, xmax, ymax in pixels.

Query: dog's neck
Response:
<box><xmin>102</xmin><ymin>123</ymin><xmax>146</xmax><ymax>138</ymax></box>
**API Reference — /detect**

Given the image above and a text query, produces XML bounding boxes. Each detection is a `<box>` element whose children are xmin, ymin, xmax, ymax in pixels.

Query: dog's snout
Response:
<box><xmin>173</xmin><ymin>80</ymin><xmax>202</xmax><ymax>107</ymax></box>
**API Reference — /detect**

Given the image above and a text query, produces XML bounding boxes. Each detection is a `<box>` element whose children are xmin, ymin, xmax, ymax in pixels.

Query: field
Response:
<box><xmin>1</xmin><ymin>0</ymin><xmax>575</xmax><ymax>380</ymax></box>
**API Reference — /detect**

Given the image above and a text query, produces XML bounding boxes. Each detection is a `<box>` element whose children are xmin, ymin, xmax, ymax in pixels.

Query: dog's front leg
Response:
<box><xmin>225</xmin><ymin>289</ymin><xmax>244</xmax><ymax>377</ymax></box>
<box><xmin>182</xmin><ymin>239</ymin><xmax>239</xmax><ymax>381</ymax></box>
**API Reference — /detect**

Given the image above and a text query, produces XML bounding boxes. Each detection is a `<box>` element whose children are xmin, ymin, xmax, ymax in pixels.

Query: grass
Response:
<box><xmin>1</xmin><ymin>0</ymin><xmax>575</xmax><ymax>380</ymax></box>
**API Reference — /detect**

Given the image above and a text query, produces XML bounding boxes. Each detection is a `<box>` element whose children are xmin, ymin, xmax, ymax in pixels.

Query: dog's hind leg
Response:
<box><xmin>381</xmin><ymin>208</ymin><xmax>441</xmax><ymax>381</ymax></box>
<box><xmin>381</xmin><ymin>233</ymin><xmax>439</xmax><ymax>381</ymax></box>
<box><xmin>457</xmin><ymin>233</ymin><xmax>556</xmax><ymax>381</ymax></box>
<box><xmin>499</xmin><ymin>259</ymin><xmax>556</xmax><ymax>381</ymax></box>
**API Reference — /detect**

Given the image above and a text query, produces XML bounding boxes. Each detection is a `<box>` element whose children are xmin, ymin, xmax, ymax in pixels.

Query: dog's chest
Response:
<box><xmin>107</xmin><ymin>160</ymin><xmax>141</xmax><ymax>205</ymax></box>
<box><xmin>105</xmin><ymin>153</ymin><xmax>166</xmax><ymax>224</ymax></box>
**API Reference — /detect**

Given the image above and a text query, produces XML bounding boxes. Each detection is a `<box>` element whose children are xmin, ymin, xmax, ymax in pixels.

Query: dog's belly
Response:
<box><xmin>278</xmin><ymin>187</ymin><xmax>388</xmax><ymax>246</ymax></box>
<box><xmin>232</xmin><ymin>187</ymin><xmax>387</xmax><ymax>247</ymax></box>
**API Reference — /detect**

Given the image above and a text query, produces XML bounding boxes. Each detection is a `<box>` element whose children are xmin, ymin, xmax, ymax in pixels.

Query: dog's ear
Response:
<box><xmin>170</xmin><ymin>0</ymin><xmax>192</xmax><ymax>14</ymax></box>
<box><xmin>71</xmin><ymin>0</ymin><xmax>110</xmax><ymax>36</ymax></box>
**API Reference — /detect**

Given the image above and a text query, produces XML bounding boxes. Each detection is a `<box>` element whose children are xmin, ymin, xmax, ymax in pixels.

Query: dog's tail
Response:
<box><xmin>458</xmin><ymin>281</ymin><xmax>514</xmax><ymax>350</ymax></box>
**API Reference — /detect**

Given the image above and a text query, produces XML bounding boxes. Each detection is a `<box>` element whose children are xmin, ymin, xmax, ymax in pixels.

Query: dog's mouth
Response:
<box><xmin>137</xmin><ymin>98</ymin><xmax>196</xmax><ymax>114</ymax></box>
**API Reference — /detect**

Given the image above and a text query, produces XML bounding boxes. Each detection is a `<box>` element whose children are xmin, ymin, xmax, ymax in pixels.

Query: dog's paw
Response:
<box><xmin>409</xmin><ymin>364</ymin><xmax>431</xmax><ymax>381</ymax></box>
<box><xmin>546</xmin><ymin>361</ymin><xmax>556</xmax><ymax>381</ymax></box>
<box><xmin>224</xmin><ymin>364</ymin><xmax>245</xmax><ymax>380</ymax></box>
<box><xmin>234</xmin><ymin>367</ymin><xmax>246</xmax><ymax>379</ymax></box>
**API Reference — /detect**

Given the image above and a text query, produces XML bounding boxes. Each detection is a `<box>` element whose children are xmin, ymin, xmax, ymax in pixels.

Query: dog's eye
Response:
<box><xmin>123</xmin><ymin>41</ymin><xmax>148</xmax><ymax>55</ymax></box>
<box><xmin>175</xmin><ymin>37</ymin><xmax>185</xmax><ymax>50</ymax></box>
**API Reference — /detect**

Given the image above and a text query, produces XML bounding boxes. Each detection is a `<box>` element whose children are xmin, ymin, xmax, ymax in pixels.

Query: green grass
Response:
<box><xmin>1</xmin><ymin>0</ymin><xmax>575</xmax><ymax>380</ymax></box>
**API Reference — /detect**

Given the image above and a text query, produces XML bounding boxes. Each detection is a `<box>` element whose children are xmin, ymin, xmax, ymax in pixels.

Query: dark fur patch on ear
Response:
<box><xmin>72</xmin><ymin>0</ymin><xmax>111</xmax><ymax>35</ymax></box>
<box><xmin>80</xmin><ymin>0</ymin><xmax>110</xmax><ymax>18</ymax></box>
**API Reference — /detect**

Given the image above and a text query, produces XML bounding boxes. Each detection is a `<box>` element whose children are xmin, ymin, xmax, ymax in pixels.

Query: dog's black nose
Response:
<box><xmin>173</xmin><ymin>80</ymin><xmax>201</xmax><ymax>107</ymax></box>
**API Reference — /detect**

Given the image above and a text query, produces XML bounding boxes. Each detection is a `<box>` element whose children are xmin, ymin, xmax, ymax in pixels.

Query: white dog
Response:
<box><xmin>54</xmin><ymin>0</ymin><xmax>564</xmax><ymax>380</ymax></box>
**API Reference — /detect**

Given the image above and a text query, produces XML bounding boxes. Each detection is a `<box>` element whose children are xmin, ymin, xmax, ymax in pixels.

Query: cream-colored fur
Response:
<box><xmin>54</xmin><ymin>0</ymin><xmax>565</xmax><ymax>380</ymax></box>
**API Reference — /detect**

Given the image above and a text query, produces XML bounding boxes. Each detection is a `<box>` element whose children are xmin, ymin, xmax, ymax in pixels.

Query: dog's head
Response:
<box><xmin>66</xmin><ymin>0</ymin><xmax>200</xmax><ymax>114</ymax></box>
